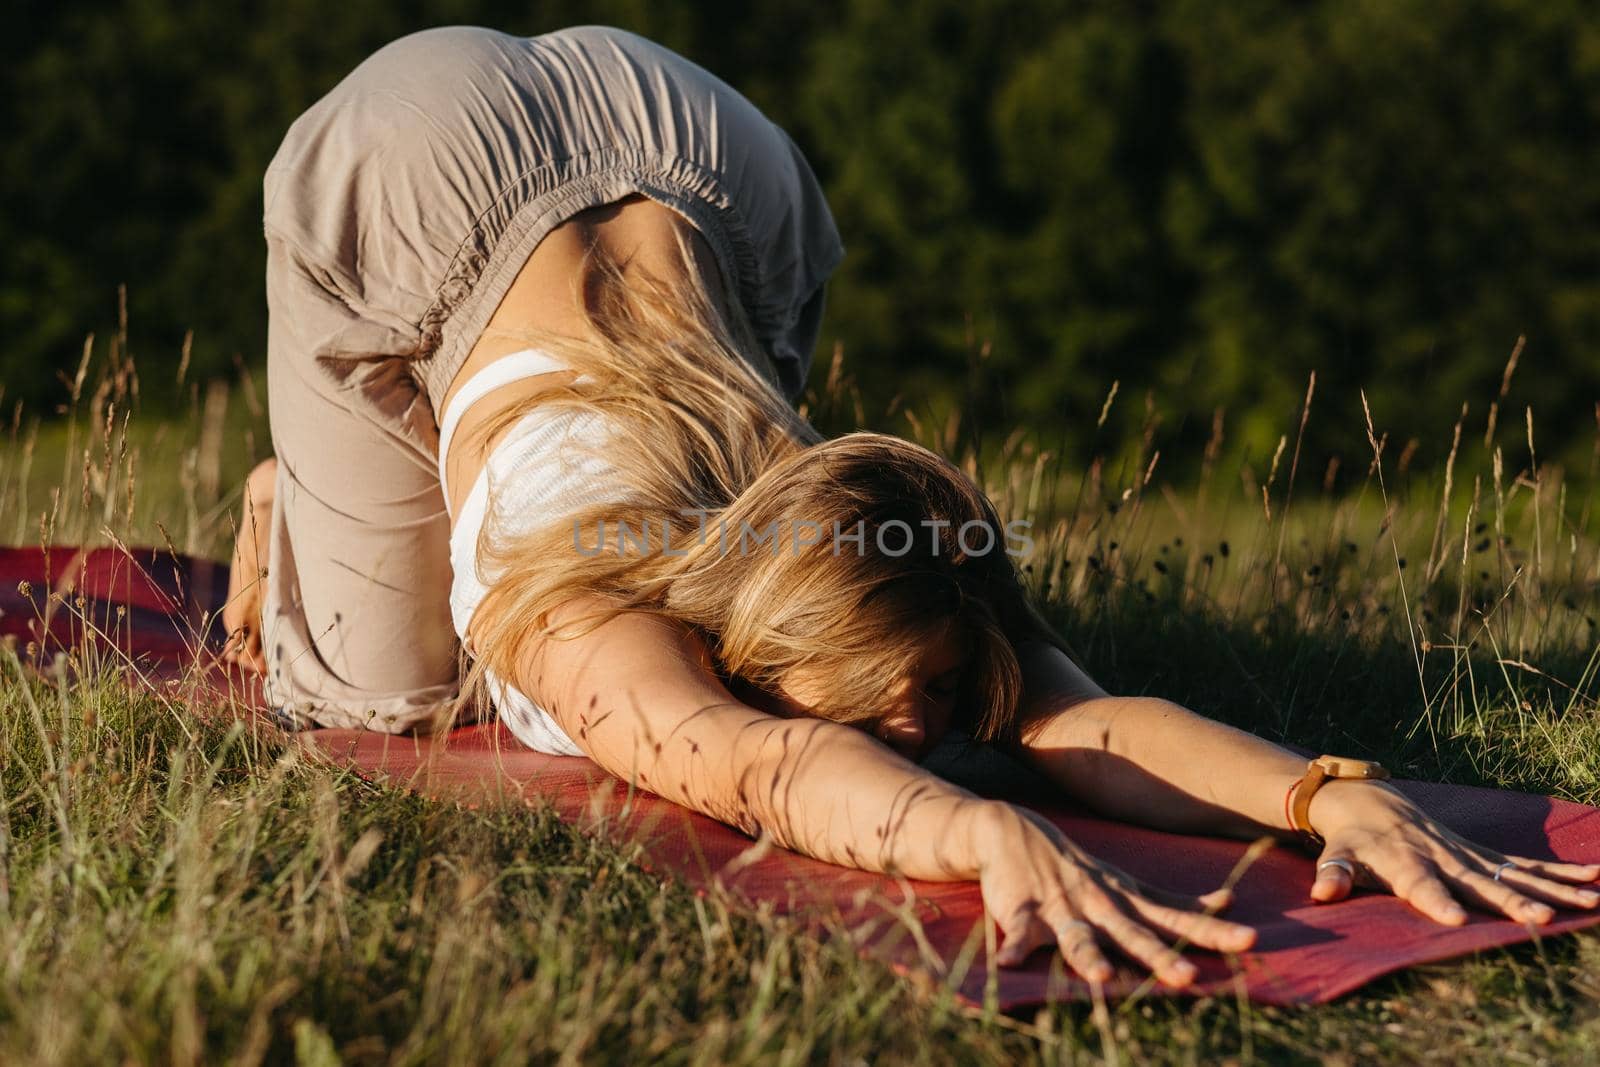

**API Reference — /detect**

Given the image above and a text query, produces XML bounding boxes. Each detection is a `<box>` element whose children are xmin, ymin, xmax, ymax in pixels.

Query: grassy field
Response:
<box><xmin>3</xmin><ymin>338</ymin><xmax>1600</xmax><ymax>1063</ymax></box>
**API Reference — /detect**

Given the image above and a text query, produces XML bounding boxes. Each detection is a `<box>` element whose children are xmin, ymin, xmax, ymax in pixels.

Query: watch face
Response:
<box><xmin>1316</xmin><ymin>756</ymin><xmax>1390</xmax><ymax>780</ymax></box>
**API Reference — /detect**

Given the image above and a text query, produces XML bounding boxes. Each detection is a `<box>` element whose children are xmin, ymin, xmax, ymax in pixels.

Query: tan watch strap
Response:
<box><xmin>1289</xmin><ymin>755</ymin><xmax>1390</xmax><ymax>845</ymax></box>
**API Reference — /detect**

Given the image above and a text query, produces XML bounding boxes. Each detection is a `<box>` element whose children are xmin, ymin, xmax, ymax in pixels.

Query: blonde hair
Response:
<box><xmin>458</xmin><ymin>236</ymin><xmax>1057</xmax><ymax>742</ymax></box>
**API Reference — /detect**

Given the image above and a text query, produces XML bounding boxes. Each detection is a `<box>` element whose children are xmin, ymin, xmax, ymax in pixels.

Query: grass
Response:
<box><xmin>3</xmin><ymin>331</ymin><xmax>1600</xmax><ymax>1063</ymax></box>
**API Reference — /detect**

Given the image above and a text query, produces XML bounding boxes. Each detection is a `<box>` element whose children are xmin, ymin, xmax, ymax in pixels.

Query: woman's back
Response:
<box><xmin>440</xmin><ymin>195</ymin><xmax>747</xmax><ymax>517</ymax></box>
<box><xmin>264</xmin><ymin>25</ymin><xmax>842</xmax><ymax>414</ymax></box>
<box><xmin>244</xmin><ymin>23</ymin><xmax>841</xmax><ymax>738</ymax></box>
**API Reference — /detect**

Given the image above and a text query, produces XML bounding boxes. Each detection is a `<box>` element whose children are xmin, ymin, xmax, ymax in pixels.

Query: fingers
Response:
<box><xmin>1125</xmin><ymin>897</ymin><xmax>1257</xmax><ymax>954</ymax></box>
<box><xmin>1396</xmin><ymin>847</ymin><xmax>1599</xmax><ymax>925</ymax></box>
<box><xmin>1335</xmin><ymin>839</ymin><xmax>1600</xmax><ymax>927</ymax></box>
<box><xmin>1116</xmin><ymin>873</ymin><xmax>1236</xmax><ymax>915</ymax></box>
<box><xmin>1448</xmin><ymin>868</ymin><xmax>1555</xmax><ymax>925</ymax></box>
<box><xmin>1137</xmin><ymin>909</ymin><xmax>1256</xmax><ymax>957</ymax></box>
<box><xmin>1378</xmin><ymin>858</ymin><xmax>1470</xmax><ymax>925</ymax></box>
<box><xmin>995</xmin><ymin>897</ymin><xmax>1222</xmax><ymax>988</ymax></box>
<box><xmin>995</xmin><ymin>903</ymin><xmax>1117</xmax><ymax>985</ymax></box>
<box><xmin>1048</xmin><ymin>916</ymin><xmax>1114</xmax><ymax>984</ymax></box>
<box><xmin>993</xmin><ymin>903</ymin><xmax>1053</xmax><ymax>968</ymax></box>
<box><xmin>1371</xmin><ymin>852</ymin><xmax>1576</xmax><ymax>927</ymax></box>
<box><xmin>1088</xmin><ymin>911</ymin><xmax>1198</xmax><ymax>987</ymax></box>
<box><xmin>1310</xmin><ymin>853</ymin><xmax>1357</xmax><ymax>904</ymax></box>
<box><xmin>1455</xmin><ymin>856</ymin><xmax>1597</xmax><ymax>920</ymax></box>
<box><xmin>1058</xmin><ymin>877</ymin><xmax>1228</xmax><ymax>986</ymax></box>
<box><xmin>1079</xmin><ymin>863</ymin><xmax>1260</xmax><ymax>979</ymax></box>
<box><xmin>982</xmin><ymin>816</ymin><xmax>1257</xmax><ymax>987</ymax></box>
<box><xmin>994</xmin><ymin>895</ymin><xmax>1122</xmax><ymax>984</ymax></box>
<box><xmin>1503</xmin><ymin>855</ymin><xmax>1600</xmax><ymax>886</ymax></box>
<box><xmin>1496</xmin><ymin>864</ymin><xmax>1600</xmax><ymax>911</ymax></box>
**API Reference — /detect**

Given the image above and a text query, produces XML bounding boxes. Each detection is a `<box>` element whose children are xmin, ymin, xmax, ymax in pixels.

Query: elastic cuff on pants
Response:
<box><xmin>263</xmin><ymin>677</ymin><xmax>463</xmax><ymax>735</ymax></box>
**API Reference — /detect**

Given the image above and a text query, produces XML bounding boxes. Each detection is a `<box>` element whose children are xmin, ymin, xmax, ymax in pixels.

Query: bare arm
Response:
<box><xmin>502</xmin><ymin>598</ymin><xmax>1257</xmax><ymax>985</ymax></box>
<box><xmin>1009</xmin><ymin>640</ymin><xmax>1599</xmax><ymax>925</ymax></box>
<box><xmin>1009</xmin><ymin>641</ymin><xmax>1304</xmax><ymax>839</ymax></box>
<box><xmin>516</xmin><ymin>596</ymin><xmax>994</xmax><ymax>879</ymax></box>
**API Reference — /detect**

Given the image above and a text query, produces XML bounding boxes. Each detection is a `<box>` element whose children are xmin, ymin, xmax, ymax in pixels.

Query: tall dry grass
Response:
<box><xmin>1</xmin><ymin>320</ymin><xmax>1599</xmax><ymax>1062</ymax></box>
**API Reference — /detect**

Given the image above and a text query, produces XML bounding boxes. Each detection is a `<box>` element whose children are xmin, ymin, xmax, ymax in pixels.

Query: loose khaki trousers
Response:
<box><xmin>259</xmin><ymin>25</ymin><xmax>843</xmax><ymax>731</ymax></box>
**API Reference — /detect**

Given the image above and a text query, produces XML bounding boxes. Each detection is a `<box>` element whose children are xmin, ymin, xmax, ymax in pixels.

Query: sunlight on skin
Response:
<box><xmin>220</xmin><ymin>457</ymin><xmax>276</xmax><ymax>674</ymax></box>
<box><xmin>210</xmin><ymin>191</ymin><xmax>1600</xmax><ymax>993</ymax></box>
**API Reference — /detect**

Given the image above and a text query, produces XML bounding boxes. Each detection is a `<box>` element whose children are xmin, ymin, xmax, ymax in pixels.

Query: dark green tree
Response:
<box><xmin>3</xmin><ymin>0</ymin><xmax>1596</xmax><ymax>477</ymax></box>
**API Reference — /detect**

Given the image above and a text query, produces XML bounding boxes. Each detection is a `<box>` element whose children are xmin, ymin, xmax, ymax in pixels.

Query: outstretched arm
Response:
<box><xmin>503</xmin><ymin>598</ymin><xmax>1256</xmax><ymax>984</ymax></box>
<box><xmin>1008</xmin><ymin>641</ymin><xmax>1304</xmax><ymax>838</ymax></box>
<box><xmin>523</xmin><ymin>599</ymin><xmax>985</xmax><ymax>875</ymax></box>
<box><xmin>1010</xmin><ymin>640</ymin><xmax>1600</xmax><ymax>925</ymax></box>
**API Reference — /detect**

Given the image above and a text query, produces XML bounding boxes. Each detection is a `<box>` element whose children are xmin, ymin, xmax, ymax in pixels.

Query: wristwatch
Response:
<box><xmin>1286</xmin><ymin>755</ymin><xmax>1390</xmax><ymax>848</ymax></box>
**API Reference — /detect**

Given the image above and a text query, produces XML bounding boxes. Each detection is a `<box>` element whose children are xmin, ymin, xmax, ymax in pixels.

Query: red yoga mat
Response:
<box><xmin>6</xmin><ymin>545</ymin><xmax>1599</xmax><ymax>1009</ymax></box>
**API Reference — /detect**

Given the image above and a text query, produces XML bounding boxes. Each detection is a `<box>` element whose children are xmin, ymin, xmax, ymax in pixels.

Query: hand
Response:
<box><xmin>971</xmin><ymin>803</ymin><xmax>1257</xmax><ymax>986</ymax></box>
<box><xmin>1306</xmin><ymin>780</ymin><xmax>1600</xmax><ymax>924</ymax></box>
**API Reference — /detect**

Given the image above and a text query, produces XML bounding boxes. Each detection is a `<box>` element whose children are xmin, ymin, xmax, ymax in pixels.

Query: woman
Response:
<box><xmin>224</xmin><ymin>25</ymin><xmax>1599</xmax><ymax>988</ymax></box>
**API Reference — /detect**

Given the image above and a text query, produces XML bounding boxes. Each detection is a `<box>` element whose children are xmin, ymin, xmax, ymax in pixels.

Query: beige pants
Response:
<box><xmin>260</xmin><ymin>26</ymin><xmax>842</xmax><ymax>731</ymax></box>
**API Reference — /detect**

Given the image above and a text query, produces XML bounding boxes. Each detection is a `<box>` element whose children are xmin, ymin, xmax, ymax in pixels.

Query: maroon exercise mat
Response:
<box><xmin>0</xmin><ymin>543</ymin><xmax>262</xmax><ymax>705</ymax></box>
<box><xmin>6</xmin><ymin>545</ymin><xmax>1600</xmax><ymax>1008</ymax></box>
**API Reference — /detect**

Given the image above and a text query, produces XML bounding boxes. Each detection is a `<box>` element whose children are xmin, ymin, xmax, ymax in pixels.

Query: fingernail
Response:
<box><xmin>1528</xmin><ymin>904</ymin><xmax>1554</xmax><ymax>923</ymax></box>
<box><xmin>1579</xmin><ymin>891</ymin><xmax>1599</xmax><ymax>906</ymax></box>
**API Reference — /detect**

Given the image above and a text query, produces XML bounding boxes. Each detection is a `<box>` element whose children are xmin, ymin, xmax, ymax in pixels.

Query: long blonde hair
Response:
<box><xmin>459</xmin><ymin>237</ymin><xmax>1057</xmax><ymax>741</ymax></box>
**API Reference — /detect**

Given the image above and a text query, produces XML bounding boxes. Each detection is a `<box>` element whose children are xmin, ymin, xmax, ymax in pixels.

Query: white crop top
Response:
<box><xmin>438</xmin><ymin>349</ymin><xmax>624</xmax><ymax>756</ymax></box>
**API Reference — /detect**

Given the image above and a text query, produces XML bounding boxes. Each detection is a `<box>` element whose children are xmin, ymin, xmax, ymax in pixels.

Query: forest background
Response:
<box><xmin>5</xmin><ymin>0</ymin><xmax>1598</xmax><ymax>479</ymax></box>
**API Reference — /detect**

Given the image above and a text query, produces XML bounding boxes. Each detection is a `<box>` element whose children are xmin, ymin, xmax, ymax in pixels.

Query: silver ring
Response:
<box><xmin>1317</xmin><ymin>858</ymin><xmax>1356</xmax><ymax>879</ymax></box>
<box><xmin>1493</xmin><ymin>861</ymin><xmax>1518</xmax><ymax>883</ymax></box>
